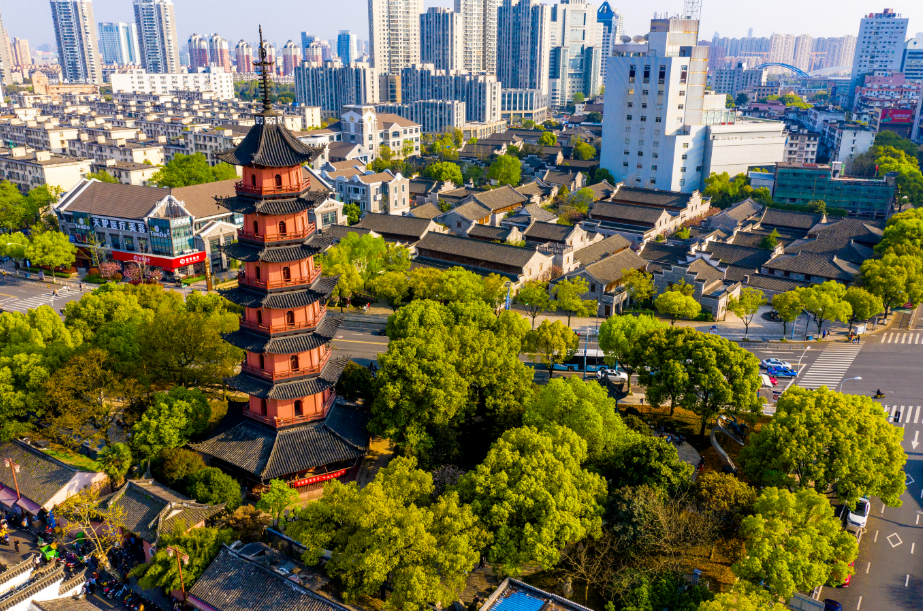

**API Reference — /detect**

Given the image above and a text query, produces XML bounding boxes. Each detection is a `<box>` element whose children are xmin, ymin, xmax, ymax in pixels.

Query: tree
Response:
<box><xmin>423</xmin><ymin>161</ymin><xmax>463</xmax><ymax>184</ymax></box>
<box><xmin>703</xmin><ymin>172</ymin><xmax>751</xmax><ymax>209</ymax></box>
<box><xmin>875</xmin><ymin>146</ymin><xmax>923</xmax><ymax>208</ymax></box>
<box><xmin>458</xmin><ymin>426</ymin><xmax>605</xmax><ymax>575</ymax></box>
<box><xmin>598</xmin><ymin>314</ymin><xmax>666</xmax><ymax>392</ymax></box>
<box><xmin>733</xmin><ymin>487</ymin><xmax>858</xmax><ymax>598</ymax></box>
<box><xmin>186</xmin><ymin>467</ymin><xmax>242</xmax><ymax>511</ymax></box>
<box><xmin>408</xmin><ymin>267</ymin><xmax>444</xmax><ymax>300</ymax></box>
<box><xmin>843</xmin><ymin>286</ymin><xmax>883</xmax><ymax>333</ymax></box>
<box><xmin>654</xmin><ymin>291</ymin><xmax>701</xmax><ymax>324</ymax></box>
<box><xmin>369</xmin><ymin>270</ymin><xmax>409</xmax><ymax>310</ymax></box>
<box><xmin>695</xmin><ymin>471</ymin><xmax>757</xmax><ymax>524</ymax></box>
<box><xmin>605</xmin><ymin>435</ymin><xmax>694</xmax><ymax>492</ymax></box>
<box><xmin>149</xmin><ymin>153</ymin><xmax>237</xmax><ymax>188</ymax></box>
<box><xmin>587</xmin><ymin>111</ymin><xmax>603</xmax><ymax>123</ymax></box>
<box><xmin>573</xmin><ymin>141</ymin><xmax>597</xmax><ymax>160</ymax></box>
<box><xmin>134</xmin><ymin>526</ymin><xmax>235</xmax><ymax>594</ymax></box>
<box><xmin>436</xmin><ymin>267</ymin><xmax>485</xmax><ymax>303</ymax></box>
<box><xmin>538</xmin><ymin>131</ymin><xmax>558</xmax><ymax>146</ymax></box>
<box><xmin>383</xmin><ymin>243</ymin><xmax>412</xmax><ymax>272</ymax></box>
<box><xmin>524</xmin><ymin>376</ymin><xmax>627</xmax><ymax>466</ymax></box>
<box><xmin>551</xmin><ymin>277</ymin><xmax>597</xmax><ymax>327</ymax></box>
<box><xmin>516</xmin><ymin>280</ymin><xmax>555</xmax><ymax>329</ymax></box>
<box><xmin>525</xmin><ymin>319</ymin><xmax>579</xmax><ymax>376</ymax></box>
<box><xmin>487</xmin><ymin>154</ymin><xmax>522</xmax><ymax>186</ymax></box>
<box><xmin>734</xmin><ymin>93</ymin><xmax>750</xmax><ymax>107</ymax></box>
<box><xmin>797</xmin><ymin>281</ymin><xmax>852</xmax><ymax>335</ymax></box>
<box><xmin>25</xmin><ymin>230</ymin><xmax>76</xmax><ymax>277</ymax></box>
<box><xmin>256</xmin><ymin>479</ymin><xmax>301</xmax><ymax>531</ymax></box>
<box><xmin>57</xmin><ymin>487</ymin><xmax>126</xmax><ymax>570</ymax></box>
<box><xmin>861</xmin><ymin>252</ymin><xmax>923</xmax><ymax>315</ymax></box>
<box><xmin>807</xmin><ymin>199</ymin><xmax>827</xmax><ymax>214</ymax></box>
<box><xmin>222</xmin><ymin>505</ymin><xmax>272</xmax><ymax>543</ymax></box>
<box><xmin>875</xmin><ymin>207</ymin><xmax>923</xmax><ymax>256</ymax></box>
<box><xmin>591</xmin><ymin>167</ymin><xmax>615</xmax><ymax>184</ymax></box>
<box><xmin>741</xmin><ymin>387</ymin><xmax>906</xmax><ymax>507</ymax></box>
<box><xmin>759</xmin><ymin>228</ymin><xmax>780</xmax><ymax>250</ymax></box>
<box><xmin>573</xmin><ymin>92</ymin><xmax>586</xmax><ymax>103</ymax></box>
<box><xmin>86</xmin><ymin>170</ymin><xmax>120</xmax><ymax>183</ymax></box>
<box><xmin>771</xmin><ymin>290</ymin><xmax>803</xmax><ymax>337</ymax></box>
<box><xmin>152</xmin><ymin>448</ymin><xmax>205</xmax><ymax>491</ymax></box>
<box><xmin>623</xmin><ymin>269</ymin><xmax>656</xmax><ymax>306</ymax></box>
<box><xmin>634</xmin><ymin>327</ymin><xmax>762</xmax><ymax>435</ymax></box>
<box><xmin>343</xmin><ymin>202</ymin><xmax>361</xmax><ymax>225</ymax></box>
<box><xmin>132</xmin><ymin>386</ymin><xmax>211</xmax><ymax>459</ymax></box>
<box><xmin>0</xmin><ymin>232</ymin><xmax>30</xmax><ymax>260</ymax></box>
<box><xmin>289</xmin><ymin>457</ymin><xmax>488</xmax><ymax>609</ymax></box>
<box><xmin>336</xmin><ymin>361</ymin><xmax>375</xmax><ymax>404</ymax></box>
<box><xmin>98</xmin><ymin>443</ymin><xmax>133</xmax><ymax>487</ymax></box>
<box><xmin>481</xmin><ymin>273</ymin><xmax>508</xmax><ymax>314</ymax></box>
<box><xmin>699</xmin><ymin>584</ymin><xmax>787</xmax><ymax>611</ymax></box>
<box><xmin>726</xmin><ymin>287</ymin><xmax>767</xmax><ymax>338</ymax></box>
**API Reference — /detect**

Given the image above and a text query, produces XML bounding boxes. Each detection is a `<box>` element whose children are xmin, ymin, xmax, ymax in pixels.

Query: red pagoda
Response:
<box><xmin>192</xmin><ymin>29</ymin><xmax>369</xmax><ymax>497</ymax></box>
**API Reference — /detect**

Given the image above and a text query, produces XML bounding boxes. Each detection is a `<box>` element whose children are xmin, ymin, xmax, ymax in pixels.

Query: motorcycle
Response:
<box><xmin>874</xmin><ymin>390</ymin><xmax>886</xmax><ymax>398</ymax></box>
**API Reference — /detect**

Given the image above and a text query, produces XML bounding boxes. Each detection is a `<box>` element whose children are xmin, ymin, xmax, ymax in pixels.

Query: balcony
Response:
<box><xmin>235</xmin><ymin>180</ymin><xmax>310</xmax><ymax>196</ymax></box>
<box><xmin>239</xmin><ymin>305</ymin><xmax>327</xmax><ymax>333</ymax></box>
<box><xmin>237</xmin><ymin>265</ymin><xmax>321</xmax><ymax>290</ymax></box>
<box><xmin>246</xmin><ymin>392</ymin><xmax>337</xmax><ymax>427</ymax></box>
<box><xmin>241</xmin><ymin>347</ymin><xmax>331</xmax><ymax>380</ymax></box>
<box><xmin>238</xmin><ymin>222</ymin><xmax>316</xmax><ymax>243</ymax></box>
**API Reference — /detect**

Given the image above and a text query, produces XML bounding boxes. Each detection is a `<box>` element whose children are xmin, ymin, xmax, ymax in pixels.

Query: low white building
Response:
<box><xmin>90</xmin><ymin>160</ymin><xmax>160</xmax><ymax>186</ymax></box>
<box><xmin>823</xmin><ymin>121</ymin><xmax>876</xmax><ymax>164</ymax></box>
<box><xmin>110</xmin><ymin>67</ymin><xmax>236</xmax><ymax>100</ymax></box>
<box><xmin>321</xmin><ymin>167</ymin><xmax>411</xmax><ymax>216</ymax></box>
<box><xmin>0</xmin><ymin>147</ymin><xmax>92</xmax><ymax>193</ymax></box>
<box><xmin>67</xmin><ymin>135</ymin><xmax>166</xmax><ymax>166</ymax></box>
<box><xmin>703</xmin><ymin>119</ymin><xmax>787</xmax><ymax>181</ymax></box>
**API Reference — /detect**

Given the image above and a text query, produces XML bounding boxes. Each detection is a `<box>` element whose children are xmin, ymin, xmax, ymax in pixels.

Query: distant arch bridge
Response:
<box><xmin>754</xmin><ymin>63</ymin><xmax>851</xmax><ymax>78</ymax></box>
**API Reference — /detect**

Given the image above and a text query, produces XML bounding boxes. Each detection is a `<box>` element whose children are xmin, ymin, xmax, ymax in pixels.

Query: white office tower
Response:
<box><xmin>597</xmin><ymin>2</ymin><xmax>623</xmax><ymax>78</ymax></box>
<box><xmin>98</xmin><ymin>22</ymin><xmax>139</xmax><ymax>65</ymax></box>
<box><xmin>849</xmin><ymin>8</ymin><xmax>908</xmax><ymax>108</ymax></box>
<box><xmin>282</xmin><ymin>41</ymin><xmax>301</xmax><ymax>76</ymax></box>
<box><xmin>600</xmin><ymin>16</ymin><xmax>786</xmax><ymax>193</ymax></box>
<box><xmin>133</xmin><ymin>0</ymin><xmax>180</xmax><ymax>73</ymax></box>
<box><xmin>235</xmin><ymin>40</ymin><xmax>253</xmax><ymax>74</ymax></box>
<box><xmin>455</xmin><ymin>0</ymin><xmax>500</xmax><ymax>73</ymax></box>
<box><xmin>208</xmin><ymin>34</ymin><xmax>231</xmax><ymax>73</ymax></box>
<box><xmin>368</xmin><ymin>0</ymin><xmax>423</xmax><ymax>73</ymax></box>
<box><xmin>50</xmin><ymin>0</ymin><xmax>102</xmax><ymax>84</ymax></box>
<box><xmin>496</xmin><ymin>0</ymin><xmax>550</xmax><ymax>95</ymax></box>
<box><xmin>188</xmin><ymin>33</ymin><xmax>208</xmax><ymax>72</ymax></box>
<box><xmin>294</xmin><ymin>59</ymin><xmax>380</xmax><ymax>119</ymax></box>
<box><xmin>548</xmin><ymin>0</ymin><xmax>603</xmax><ymax>106</ymax></box>
<box><xmin>337</xmin><ymin>30</ymin><xmax>357</xmax><ymax>65</ymax></box>
<box><xmin>0</xmin><ymin>9</ymin><xmax>13</xmax><ymax>84</ymax></box>
<box><xmin>903</xmin><ymin>33</ymin><xmax>923</xmax><ymax>82</ymax></box>
<box><xmin>768</xmin><ymin>33</ymin><xmax>796</xmax><ymax>72</ymax></box>
<box><xmin>11</xmin><ymin>39</ymin><xmax>31</xmax><ymax>67</ymax></box>
<box><xmin>792</xmin><ymin>35</ymin><xmax>813</xmax><ymax>72</ymax></box>
<box><xmin>420</xmin><ymin>8</ymin><xmax>463</xmax><ymax>71</ymax></box>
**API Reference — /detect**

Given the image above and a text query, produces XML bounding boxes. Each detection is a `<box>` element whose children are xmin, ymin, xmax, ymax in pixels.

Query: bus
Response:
<box><xmin>552</xmin><ymin>349</ymin><xmax>608</xmax><ymax>373</ymax></box>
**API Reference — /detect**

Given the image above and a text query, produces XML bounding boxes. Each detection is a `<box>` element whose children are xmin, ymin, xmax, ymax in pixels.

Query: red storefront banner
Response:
<box><xmin>290</xmin><ymin>468</ymin><xmax>348</xmax><ymax>488</ymax></box>
<box><xmin>111</xmin><ymin>250</ymin><xmax>206</xmax><ymax>271</ymax></box>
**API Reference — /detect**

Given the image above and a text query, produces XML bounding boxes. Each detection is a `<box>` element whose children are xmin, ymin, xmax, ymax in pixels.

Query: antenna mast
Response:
<box><xmin>682</xmin><ymin>0</ymin><xmax>702</xmax><ymax>20</ymax></box>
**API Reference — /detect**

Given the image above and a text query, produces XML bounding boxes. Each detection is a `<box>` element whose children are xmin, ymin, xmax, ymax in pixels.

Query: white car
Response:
<box><xmin>600</xmin><ymin>368</ymin><xmax>629</xmax><ymax>383</ymax></box>
<box><xmin>847</xmin><ymin>497</ymin><xmax>871</xmax><ymax>529</ymax></box>
<box><xmin>761</xmin><ymin>358</ymin><xmax>792</xmax><ymax>369</ymax></box>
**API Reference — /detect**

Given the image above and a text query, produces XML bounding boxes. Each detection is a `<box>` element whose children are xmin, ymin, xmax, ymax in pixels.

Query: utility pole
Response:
<box><xmin>166</xmin><ymin>546</ymin><xmax>190</xmax><ymax>602</ymax></box>
<box><xmin>3</xmin><ymin>458</ymin><xmax>21</xmax><ymax>501</ymax></box>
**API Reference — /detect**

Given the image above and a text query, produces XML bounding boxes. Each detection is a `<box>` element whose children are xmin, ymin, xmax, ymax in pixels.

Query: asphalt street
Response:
<box><xmin>0</xmin><ymin>274</ymin><xmax>90</xmax><ymax>314</ymax></box>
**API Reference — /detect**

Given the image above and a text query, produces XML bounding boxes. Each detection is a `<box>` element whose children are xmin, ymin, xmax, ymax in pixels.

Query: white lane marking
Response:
<box><xmin>888</xmin><ymin>533</ymin><xmax>903</xmax><ymax>547</ymax></box>
<box><xmin>912</xmin><ymin>542</ymin><xmax>915</xmax><ymax>554</ymax></box>
<box><xmin>882</xmin><ymin>504</ymin><xmax>887</xmax><ymax>515</ymax></box>
<box><xmin>866</xmin><ymin>562</ymin><xmax>871</xmax><ymax>574</ymax></box>
<box><xmin>875</xmin><ymin>530</ymin><xmax>879</xmax><ymax>542</ymax></box>
<box><xmin>857</xmin><ymin>596</ymin><xmax>863</xmax><ymax>610</ymax></box>
<box><xmin>915</xmin><ymin>405</ymin><xmax>921</xmax><ymax>423</ymax></box>
<box><xmin>906</xmin><ymin>575</ymin><xmax>910</xmax><ymax>587</ymax></box>
<box><xmin>917</xmin><ymin>513</ymin><xmax>920</xmax><ymax>525</ymax></box>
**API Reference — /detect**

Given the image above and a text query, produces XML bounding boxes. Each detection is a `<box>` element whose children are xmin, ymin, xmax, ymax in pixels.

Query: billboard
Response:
<box><xmin>880</xmin><ymin>108</ymin><xmax>914</xmax><ymax>124</ymax></box>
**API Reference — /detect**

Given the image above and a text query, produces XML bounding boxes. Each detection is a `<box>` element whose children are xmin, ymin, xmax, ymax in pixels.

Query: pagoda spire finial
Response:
<box><xmin>253</xmin><ymin>26</ymin><xmax>275</xmax><ymax>114</ymax></box>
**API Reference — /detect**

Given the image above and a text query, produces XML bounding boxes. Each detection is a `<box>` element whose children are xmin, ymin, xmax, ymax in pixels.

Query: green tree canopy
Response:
<box><xmin>457</xmin><ymin>425</ymin><xmax>605</xmax><ymax>575</ymax></box>
<box><xmin>771</xmin><ymin>290</ymin><xmax>803</xmax><ymax>337</ymax></box>
<box><xmin>487</xmin><ymin>154</ymin><xmax>522</xmax><ymax>186</ymax></box>
<box><xmin>861</xmin><ymin>251</ymin><xmax>923</xmax><ymax>315</ymax></box>
<box><xmin>538</xmin><ymin>131</ymin><xmax>558</xmax><ymax>146</ymax></box>
<box><xmin>654</xmin><ymin>290</ymin><xmax>701</xmax><ymax>324</ymax></box>
<box><xmin>732</xmin><ymin>487</ymin><xmax>858</xmax><ymax>598</ymax></box>
<box><xmin>875</xmin><ymin>145</ymin><xmax>923</xmax><ymax>208</ymax></box>
<box><xmin>623</xmin><ymin>269</ymin><xmax>656</xmax><ymax>306</ymax></box>
<box><xmin>343</xmin><ymin>203</ymin><xmax>361</xmax><ymax>225</ymax></box>
<box><xmin>320</xmin><ymin>232</ymin><xmax>389</xmax><ymax>302</ymax></box>
<box><xmin>797</xmin><ymin>280</ymin><xmax>852</xmax><ymax>335</ymax></box>
<box><xmin>703</xmin><ymin>172</ymin><xmax>751</xmax><ymax>209</ymax></box>
<box><xmin>369</xmin><ymin>270</ymin><xmax>409</xmax><ymax>310</ymax></box>
<box><xmin>87</xmin><ymin>170</ymin><xmax>119</xmax><ymax>183</ymax></box>
<box><xmin>256</xmin><ymin>479</ymin><xmax>301</xmax><ymax>531</ymax></box>
<box><xmin>186</xmin><ymin>467</ymin><xmax>242</xmax><ymax>511</ymax></box>
<box><xmin>133</xmin><ymin>526</ymin><xmax>235</xmax><ymax>594</ymax></box>
<box><xmin>524</xmin><ymin>319</ymin><xmax>579</xmax><ymax>376</ymax></box>
<box><xmin>132</xmin><ymin>386</ymin><xmax>211</xmax><ymax>458</ymax></box>
<box><xmin>289</xmin><ymin>457</ymin><xmax>488</xmax><ymax>609</ymax></box>
<box><xmin>149</xmin><ymin>153</ymin><xmax>237</xmax><ymax>188</ymax></box>
<box><xmin>25</xmin><ymin>230</ymin><xmax>77</xmax><ymax>272</ymax></box>
<box><xmin>572</xmin><ymin>141</ymin><xmax>597</xmax><ymax>160</ymax></box>
<box><xmin>516</xmin><ymin>280</ymin><xmax>555</xmax><ymax>328</ymax></box>
<box><xmin>98</xmin><ymin>443</ymin><xmax>133</xmax><ymax>487</ymax></box>
<box><xmin>151</xmin><ymin>447</ymin><xmax>205</xmax><ymax>491</ymax></box>
<box><xmin>734</xmin><ymin>93</ymin><xmax>750</xmax><ymax>106</ymax></box>
<box><xmin>604</xmin><ymin>435</ymin><xmax>694</xmax><ymax>493</ymax></box>
<box><xmin>551</xmin><ymin>277</ymin><xmax>596</xmax><ymax>327</ymax></box>
<box><xmin>726</xmin><ymin>287</ymin><xmax>767</xmax><ymax>338</ymax></box>
<box><xmin>598</xmin><ymin>313</ymin><xmax>666</xmax><ymax>392</ymax></box>
<box><xmin>759</xmin><ymin>228</ymin><xmax>780</xmax><ymax>250</ymax></box>
<box><xmin>876</xmin><ymin>206</ymin><xmax>923</xmax><ymax>256</ymax></box>
<box><xmin>741</xmin><ymin>386</ymin><xmax>906</xmax><ymax>507</ymax></box>
<box><xmin>843</xmin><ymin>286</ymin><xmax>883</xmax><ymax>333</ymax></box>
<box><xmin>423</xmin><ymin>161</ymin><xmax>464</xmax><ymax>184</ymax></box>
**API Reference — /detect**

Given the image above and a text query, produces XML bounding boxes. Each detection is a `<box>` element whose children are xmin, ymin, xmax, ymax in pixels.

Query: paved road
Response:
<box><xmin>0</xmin><ymin>275</ymin><xmax>90</xmax><ymax>314</ymax></box>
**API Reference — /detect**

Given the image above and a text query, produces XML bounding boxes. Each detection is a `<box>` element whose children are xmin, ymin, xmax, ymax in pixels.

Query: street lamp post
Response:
<box><xmin>166</xmin><ymin>546</ymin><xmax>190</xmax><ymax>603</ymax></box>
<box><xmin>3</xmin><ymin>458</ymin><xmax>21</xmax><ymax>501</ymax></box>
<box><xmin>839</xmin><ymin>376</ymin><xmax>862</xmax><ymax>394</ymax></box>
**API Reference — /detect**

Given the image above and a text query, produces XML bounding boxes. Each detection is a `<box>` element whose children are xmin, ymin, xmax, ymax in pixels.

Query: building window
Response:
<box><xmin>642</xmin><ymin>90</ymin><xmax>649</xmax><ymax>96</ymax></box>
<box><xmin>321</xmin><ymin>211</ymin><xmax>337</xmax><ymax>225</ymax></box>
<box><xmin>637</xmin><ymin>163</ymin><xmax>643</xmax><ymax>169</ymax></box>
<box><xmin>682</xmin><ymin>154</ymin><xmax>688</xmax><ymax>160</ymax></box>
<box><xmin>250</xmin><ymin>174</ymin><xmax>256</xmax><ymax>187</ymax></box>
<box><xmin>641</xmin><ymin>116</ymin><xmax>647</xmax><ymax>122</ymax></box>
<box><xmin>655</xmin><ymin>117</ymin><xmax>662</xmax><ymax>123</ymax></box>
<box><xmin>259</xmin><ymin>354</ymin><xmax>265</xmax><ymax>370</ymax></box>
<box><xmin>294</xmin><ymin>400</ymin><xmax>303</xmax><ymax>417</ymax></box>
<box><xmin>260</xmin><ymin>399</ymin><xmax>267</xmax><ymax>415</ymax></box>
<box><xmin>626</xmin><ymin>115</ymin><xmax>632</xmax><ymax>120</ymax></box>
<box><xmin>627</xmin><ymin>102</ymin><xmax>633</xmax><ymax>107</ymax></box>
<box><xmin>252</xmin><ymin>220</ymin><xmax>259</xmax><ymax>234</ymax></box>
<box><xmin>628</xmin><ymin>88</ymin><xmax>634</xmax><ymax>95</ymax></box>
<box><xmin>682</xmin><ymin>143</ymin><xmax>689</xmax><ymax>149</ymax></box>
<box><xmin>696</xmin><ymin>166</ymin><xmax>702</xmax><ymax>171</ymax></box>
<box><xmin>290</xmin><ymin>354</ymin><xmax>300</xmax><ymax>370</ymax></box>
<box><xmin>282</xmin><ymin>266</ymin><xmax>291</xmax><ymax>280</ymax></box>
<box><xmin>257</xmin><ymin>310</ymin><xmax>263</xmax><ymax>325</ymax></box>
<box><xmin>680</xmin><ymin>179</ymin><xmax>686</xmax><ymax>186</ymax></box>
<box><xmin>624</xmin><ymin>150</ymin><xmax>630</xmax><ymax>155</ymax></box>
<box><xmin>637</xmin><ymin>151</ymin><xmax>644</xmax><ymax>156</ymax></box>
<box><xmin>279</xmin><ymin>220</ymin><xmax>287</xmax><ymax>234</ymax></box>
<box><xmin>623</xmin><ymin>162</ymin><xmax>629</xmax><ymax>167</ymax></box>
<box><xmin>255</xmin><ymin>265</ymin><xmax>261</xmax><ymax>280</ymax></box>
<box><xmin>652</xmin><ymin>165</ymin><xmax>658</xmax><ymax>170</ymax></box>
<box><xmin>681</xmin><ymin>167</ymin><xmax>687</xmax><ymax>173</ymax></box>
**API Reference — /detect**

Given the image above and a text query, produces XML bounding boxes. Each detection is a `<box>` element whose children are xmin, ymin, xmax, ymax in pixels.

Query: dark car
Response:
<box><xmin>824</xmin><ymin>600</ymin><xmax>842</xmax><ymax>611</ymax></box>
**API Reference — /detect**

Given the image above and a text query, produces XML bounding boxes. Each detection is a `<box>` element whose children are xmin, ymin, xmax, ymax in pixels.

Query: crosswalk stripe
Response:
<box><xmin>901</xmin><ymin>406</ymin><xmax>907</xmax><ymax>422</ymax></box>
<box><xmin>915</xmin><ymin>405</ymin><xmax>921</xmax><ymax>424</ymax></box>
<box><xmin>797</xmin><ymin>343</ymin><xmax>863</xmax><ymax>390</ymax></box>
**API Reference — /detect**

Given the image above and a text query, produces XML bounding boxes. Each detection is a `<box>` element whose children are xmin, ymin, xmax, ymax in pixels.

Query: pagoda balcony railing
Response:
<box><xmin>246</xmin><ymin>392</ymin><xmax>337</xmax><ymax>427</ymax></box>
<box><xmin>235</xmin><ymin>180</ymin><xmax>310</xmax><ymax>196</ymax></box>
<box><xmin>237</xmin><ymin>265</ymin><xmax>321</xmax><ymax>290</ymax></box>
<box><xmin>241</xmin><ymin>347</ymin><xmax>331</xmax><ymax>380</ymax></box>
<box><xmin>238</xmin><ymin>222</ymin><xmax>315</xmax><ymax>243</ymax></box>
<box><xmin>239</xmin><ymin>305</ymin><xmax>327</xmax><ymax>333</ymax></box>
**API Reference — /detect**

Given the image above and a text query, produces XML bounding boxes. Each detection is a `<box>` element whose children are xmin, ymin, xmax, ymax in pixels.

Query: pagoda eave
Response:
<box><xmin>222</xmin><ymin>316</ymin><xmax>343</xmax><ymax>354</ymax></box>
<box><xmin>225</xmin><ymin>356</ymin><xmax>348</xmax><ymax>400</ymax></box>
<box><xmin>219</xmin><ymin>192</ymin><xmax>329</xmax><ymax>216</ymax></box>
<box><xmin>219</xmin><ymin>277</ymin><xmax>338</xmax><ymax>309</ymax></box>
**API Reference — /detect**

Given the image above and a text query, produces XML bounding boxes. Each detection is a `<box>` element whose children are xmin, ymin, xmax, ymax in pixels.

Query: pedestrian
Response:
<box><xmin>34</xmin><ymin>555</ymin><xmax>41</xmax><ymax>567</ymax></box>
<box><xmin>13</xmin><ymin>539</ymin><xmax>19</xmax><ymax>552</ymax></box>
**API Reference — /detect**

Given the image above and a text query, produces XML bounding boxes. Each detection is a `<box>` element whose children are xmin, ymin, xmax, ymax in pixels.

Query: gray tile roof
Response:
<box><xmin>540</xmin><ymin>169</ymin><xmax>582</xmax><ymax>186</ymax></box>
<box><xmin>222</xmin><ymin>235</ymin><xmax>333</xmax><ymax>263</ymax></box>
<box><xmin>215</xmin><ymin>117</ymin><xmax>324</xmax><ymax>168</ymax></box>
<box><xmin>219</xmin><ymin>276</ymin><xmax>338</xmax><ymax>309</ymax></box>
<box><xmin>760</xmin><ymin>208</ymin><xmax>824</xmax><ymax>231</ymax></box>
<box><xmin>710</xmin><ymin>198</ymin><xmax>763</xmax><ymax>228</ymax></box>
<box><xmin>0</xmin><ymin>566</ymin><xmax>67</xmax><ymax>611</ymax></box>
<box><xmin>702</xmin><ymin>242</ymin><xmax>774</xmax><ymax>268</ymax></box>
<box><xmin>319</xmin><ymin>225</ymin><xmax>374</xmax><ymax>241</ymax></box>
<box><xmin>408</xmin><ymin>202</ymin><xmax>443</xmax><ymax>220</ymax></box>
<box><xmin>639</xmin><ymin>241</ymin><xmax>690</xmax><ymax>266</ymax></box>
<box><xmin>510</xmin><ymin>203</ymin><xmax>557</xmax><ymax>223</ymax></box>
<box><xmin>223</xmin><ymin>316</ymin><xmax>342</xmax><ymax>354</ymax></box>
<box><xmin>354</xmin><ymin>213</ymin><xmax>436</xmax><ymax>241</ymax></box>
<box><xmin>225</xmin><ymin>356</ymin><xmax>347</xmax><ymax>401</ymax></box>
<box><xmin>686</xmin><ymin>258</ymin><xmax>726</xmax><ymax>285</ymax></box>
<box><xmin>57</xmin><ymin>181</ymin><xmax>166</xmax><ymax>219</ymax></box>
<box><xmin>219</xmin><ymin>192</ymin><xmax>329</xmax><ymax>216</ymax></box>
<box><xmin>763</xmin><ymin>252</ymin><xmax>859</xmax><ymax>281</ymax></box>
<box><xmin>573</xmin><ymin>235</ymin><xmax>632</xmax><ymax>266</ymax></box>
<box><xmin>523</xmin><ymin>221</ymin><xmax>574</xmax><ymax>243</ymax></box>
<box><xmin>591</xmin><ymin>201</ymin><xmax>669</xmax><ymax>225</ymax></box>
<box><xmin>172</xmin><ymin>179</ymin><xmax>237</xmax><ymax>220</ymax></box>
<box><xmin>586</xmin><ymin>180</ymin><xmax>618</xmax><ymax>201</ymax></box>
<box><xmin>468</xmin><ymin>225</ymin><xmax>515</xmax><ymax>241</ymax></box>
<box><xmin>611</xmin><ymin>186</ymin><xmax>692</xmax><ymax>209</ymax></box>
<box><xmin>582</xmin><ymin>248</ymin><xmax>648</xmax><ymax>285</ymax></box>
<box><xmin>448</xmin><ymin>200</ymin><xmax>492</xmax><ymax>222</ymax></box>
<box><xmin>189</xmin><ymin>546</ymin><xmax>351</xmax><ymax>611</ymax></box>
<box><xmin>33</xmin><ymin>598</ymin><xmax>109</xmax><ymax>611</ymax></box>
<box><xmin>743</xmin><ymin>274</ymin><xmax>812</xmax><ymax>292</ymax></box>
<box><xmin>470</xmin><ymin>185</ymin><xmax>528</xmax><ymax>211</ymax></box>
<box><xmin>192</xmin><ymin>401</ymin><xmax>369</xmax><ymax>481</ymax></box>
<box><xmin>0</xmin><ymin>441</ymin><xmax>82</xmax><ymax>507</ymax></box>
<box><xmin>415</xmin><ymin>233</ymin><xmax>543</xmax><ymax>268</ymax></box>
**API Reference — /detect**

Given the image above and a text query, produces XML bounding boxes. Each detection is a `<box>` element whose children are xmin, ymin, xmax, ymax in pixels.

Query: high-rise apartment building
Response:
<box><xmin>368</xmin><ymin>0</ymin><xmax>423</xmax><ymax>73</ymax></box>
<box><xmin>549</xmin><ymin>0</ymin><xmax>603</xmax><ymax>106</ymax></box>
<box><xmin>597</xmin><ymin>1</ymin><xmax>623</xmax><ymax>78</ymax></box>
<box><xmin>188</xmin><ymin>33</ymin><xmax>209</xmax><ymax>72</ymax></box>
<box><xmin>301</xmin><ymin>32</ymin><xmax>316</xmax><ymax>55</ymax></box>
<box><xmin>496</xmin><ymin>0</ymin><xmax>551</xmax><ymax>95</ymax></box>
<box><xmin>0</xmin><ymin>10</ymin><xmax>11</xmax><ymax>85</ymax></box>
<box><xmin>304</xmin><ymin>42</ymin><xmax>324</xmax><ymax>65</ymax></box>
<box><xmin>455</xmin><ymin>0</ymin><xmax>500</xmax><ymax>73</ymax></box>
<box><xmin>709</xmin><ymin>61</ymin><xmax>767</xmax><ymax>98</ymax></box>
<box><xmin>849</xmin><ymin>8</ymin><xmax>909</xmax><ymax>108</ymax></box>
<box><xmin>282</xmin><ymin>40</ymin><xmax>301</xmax><ymax>76</ymax></box>
<box><xmin>811</xmin><ymin>35</ymin><xmax>857</xmax><ymax>71</ymax></box>
<box><xmin>337</xmin><ymin>30</ymin><xmax>357</xmax><ymax>64</ymax></box>
<box><xmin>98</xmin><ymin>23</ymin><xmax>138</xmax><ymax>65</ymax></box>
<box><xmin>792</xmin><ymin>34</ymin><xmax>813</xmax><ymax>72</ymax></box>
<box><xmin>133</xmin><ymin>0</ymin><xmax>180</xmax><ymax>73</ymax></box>
<box><xmin>420</xmin><ymin>8</ymin><xmax>463</xmax><ymax>71</ymax></box>
<box><xmin>208</xmin><ymin>34</ymin><xmax>231</xmax><ymax>73</ymax></box>
<box><xmin>399</xmin><ymin>65</ymin><xmax>502</xmax><ymax>123</ymax></box>
<box><xmin>50</xmin><ymin>0</ymin><xmax>103</xmax><ymax>84</ymax></box>
<box><xmin>235</xmin><ymin>40</ymin><xmax>253</xmax><ymax>74</ymax></box>
<box><xmin>768</xmin><ymin>33</ymin><xmax>796</xmax><ymax>71</ymax></box>
<box><xmin>294</xmin><ymin>59</ymin><xmax>380</xmax><ymax>118</ymax></box>
<box><xmin>11</xmin><ymin>38</ymin><xmax>32</xmax><ymax>67</ymax></box>
<box><xmin>903</xmin><ymin>33</ymin><xmax>923</xmax><ymax>82</ymax></box>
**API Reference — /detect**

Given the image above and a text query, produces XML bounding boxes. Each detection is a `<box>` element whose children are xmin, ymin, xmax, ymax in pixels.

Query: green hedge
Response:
<box><xmin>180</xmin><ymin>275</ymin><xmax>206</xmax><ymax>286</ymax></box>
<box><xmin>83</xmin><ymin>274</ymin><xmax>107</xmax><ymax>284</ymax></box>
<box><xmin>23</xmin><ymin>267</ymin><xmax>75</xmax><ymax>278</ymax></box>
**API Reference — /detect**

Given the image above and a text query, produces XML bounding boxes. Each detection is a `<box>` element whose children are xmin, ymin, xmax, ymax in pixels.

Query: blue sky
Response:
<box><xmin>6</xmin><ymin>0</ymin><xmax>921</xmax><ymax>51</ymax></box>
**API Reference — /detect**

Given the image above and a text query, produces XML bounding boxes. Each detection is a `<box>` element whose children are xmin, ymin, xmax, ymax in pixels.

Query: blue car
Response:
<box><xmin>767</xmin><ymin>365</ymin><xmax>798</xmax><ymax>378</ymax></box>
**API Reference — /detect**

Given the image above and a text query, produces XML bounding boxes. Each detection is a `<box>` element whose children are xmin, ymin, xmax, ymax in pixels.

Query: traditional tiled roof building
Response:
<box><xmin>192</xmin><ymin>31</ymin><xmax>369</xmax><ymax>499</ymax></box>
